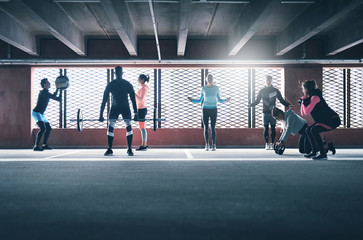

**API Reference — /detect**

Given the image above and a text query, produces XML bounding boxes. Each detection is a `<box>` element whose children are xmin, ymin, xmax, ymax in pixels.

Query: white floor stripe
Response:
<box><xmin>43</xmin><ymin>150</ymin><xmax>85</xmax><ymax>159</ymax></box>
<box><xmin>1</xmin><ymin>158</ymin><xmax>363</xmax><ymax>162</ymax></box>
<box><xmin>184</xmin><ymin>149</ymin><xmax>194</xmax><ymax>160</ymax></box>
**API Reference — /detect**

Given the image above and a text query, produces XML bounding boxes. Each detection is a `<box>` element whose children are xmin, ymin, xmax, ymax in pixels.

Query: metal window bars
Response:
<box><xmin>34</xmin><ymin>67</ymin><xmax>287</xmax><ymax>130</ymax></box>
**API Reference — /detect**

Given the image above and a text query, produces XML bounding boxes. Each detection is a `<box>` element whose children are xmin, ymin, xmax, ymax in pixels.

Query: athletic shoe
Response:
<box><xmin>42</xmin><ymin>144</ymin><xmax>53</xmax><ymax>150</ymax></box>
<box><xmin>33</xmin><ymin>146</ymin><xmax>44</xmax><ymax>151</ymax></box>
<box><xmin>265</xmin><ymin>143</ymin><xmax>269</xmax><ymax>150</ymax></box>
<box><xmin>104</xmin><ymin>148</ymin><xmax>113</xmax><ymax>156</ymax></box>
<box><xmin>205</xmin><ymin>144</ymin><xmax>209</xmax><ymax>151</ymax></box>
<box><xmin>269</xmin><ymin>143</ymin><xmax>274</xmax><ymax>150</ymax></box>
<box><xmin>313</xmin><ymin>154</ymin><xmax>328</xmax><ymax>160</ymax></box>
<box><xmin>127</xmin><ymin>148</ymin><xmax>134</xmax><ymax>156</ymax></box>
<box><xmin>136</xmin><ymin>145</ymin><xmax>148</xmax><ymax>151</ymax></box>
<box><xmin>328</xmin><ymin>141</ymin><xmax>336</xmax><ymax>155</ymax></box>
<box><xmin>304</xmin><ymin>152</ymin><xmax>317</xmax><ymax>158</ymax></box>
<box><xmin>211</xmin><ymin>144</ymin><xmax>216</xmax><ymax>151</ymax></box>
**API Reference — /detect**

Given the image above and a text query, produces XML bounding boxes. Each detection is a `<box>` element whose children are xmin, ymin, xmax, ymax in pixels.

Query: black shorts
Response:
<box><xmin>138</xmin><ymin>108</ymin><xmax>147</xmax><ymax>121</ymax></box>
<box><xmin>109</xmin><ymin>106</ymin><xmax>131</xmax><ymax>120</ymax></box>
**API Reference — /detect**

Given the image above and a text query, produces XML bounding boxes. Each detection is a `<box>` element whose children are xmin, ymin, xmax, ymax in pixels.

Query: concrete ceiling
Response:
<box><xmin>0</xmin><ymin>0</ymin><xmax>363</xmax><ymax>60</ymax></box>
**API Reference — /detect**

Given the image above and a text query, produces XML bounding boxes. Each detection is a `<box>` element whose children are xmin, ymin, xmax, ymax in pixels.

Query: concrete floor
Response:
<box><xmin>1</xmin><ymin>148</ymin><xmax>363</xmax><ymax>240</ymax></box>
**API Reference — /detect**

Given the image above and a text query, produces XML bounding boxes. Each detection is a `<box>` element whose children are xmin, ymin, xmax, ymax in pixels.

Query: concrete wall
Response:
<box><xmin>1</xmin><ymin>65</ymin><xmax>363</xmax><ymax>148</ymax></box>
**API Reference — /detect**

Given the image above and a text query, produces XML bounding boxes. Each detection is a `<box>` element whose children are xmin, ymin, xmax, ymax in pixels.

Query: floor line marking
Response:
<box><xmin>184</xmin><ymin>149</ymin><xmax>194</xmax><ymax>160</ymax></box>
<box><xmin>1</xmin><ymin>158</ymin><xmax>363</xmax><ymax>162</ymax></box>
<box><xmin>44</xmin><ymin>150</ymin><xmax>85</xmax><ymax>159</ymax></box>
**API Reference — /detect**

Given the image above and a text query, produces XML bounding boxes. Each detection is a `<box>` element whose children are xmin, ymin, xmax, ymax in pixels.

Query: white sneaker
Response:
<box><xmin>205</xmin><ymin>144</ymin><xmax>209</xmax><ymax>151</ymax></box>
<box><xmin>211</xmin><ymin>144</ymin><xmax>216</xmax><ymax>151</ymax></box>
<box><xmin>265</xmin><ymin>143</ymin><xmax>269</xmax><ymax>150</ymax></box>
<box><xmin>270</xmin><ymin>143</ymin><xmax>274</xmax><ymax>150</ymax></box>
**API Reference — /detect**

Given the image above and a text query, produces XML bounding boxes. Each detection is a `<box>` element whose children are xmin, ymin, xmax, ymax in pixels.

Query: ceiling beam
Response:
<box><xmin>100</xmin><ymin>0</ymin><xmax>137</xmax><ymax>56</ymax></box>
<box><xmin>276</xmin><ymin>0</ymin><xmax>363</xmax><ymax>56</ymax></box>
<box><xmin>14</xmin><ymin>0</ymin><xmax>86</xmax><ymax>56</ymax></box>
<box><xmin>325</xmin><ymin>13</ymin><xmax>363</xmax><ymax>56</ymax></box>
<box><xmin>148</xmin><ymin>0</ymin><xmax>161</xmax><ymax>61</ymax></box>
<box><xmin>0</xmin><ymin>8</ymin><xmax>38</xmax><ymax>55</ymax></box>
<box><xmin>177</xmin><ymin>0</ymin><xmax>192</xmax><ymax>56</ymax></box>
<box><xmin>228</xmin><ymin>0</ymin><xmax>280</xmax><ymax>56</ymax></box>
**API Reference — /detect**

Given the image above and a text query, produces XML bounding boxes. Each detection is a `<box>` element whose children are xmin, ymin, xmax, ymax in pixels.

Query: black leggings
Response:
<box><xmin>264</xmin><ymin>125</ymin><xmax>276</xmax><ymax>143</ymax></box>
<box><xmin>35</xmin><ymin>121</ymin><xmax>52</xmax><ymax>146</ymax></box>
<box><xmin>202</xmin><ymin>108</ymin><xmax>217</xmax><ymax>145</ymax></box>
<box><xmin>298</xmin><ymin>124</ymin><xmax>311</xmax><ymax>154</ymax></box>
<box><xmin>305</xmin><ymin>116</ymin><xmax>340</xmax><ymax>154</ymax></box>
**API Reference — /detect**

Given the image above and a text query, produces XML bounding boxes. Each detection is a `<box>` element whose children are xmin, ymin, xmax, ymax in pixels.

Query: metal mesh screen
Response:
<box><xmin>322</xmin><ymin>68</ymin><xmax>344</xmax><ymax>128</ymax></box>
<box><xmin>254</xmin><ymin>69</ymin><xmax>283</xmax><ymax>128</ymax></box>
<box><xmin>207</xmin><ymin>69</ymin><xmax>249</xmax><ymax>128</ymax></box>
<box><xmin>33</xmin><ymin>67</ymin><xmax>287</xmax><ymax>130</ymax></box>
<box><xmin>161</xmin><ymin>69</ymin><xmax>201</xmax><ymax>128</ymax></box>
<box><xmin>123</xmin><ymin>68</ymin><xmax>155</xmax><ymax>128</ymax></box>
<box><xmin>33</xmin><ymin>68</ymin><xmax>62</xmax><ymax>128</ymax></box>
<box><xmin>350</xmin><ymin>68</ymin><xmax>363</xmax><ymax>128</ymax></box>
<box><xmin>66</xmin><ymin>68</ymin><xmax>108</xmax><ymax>129</ymax></box>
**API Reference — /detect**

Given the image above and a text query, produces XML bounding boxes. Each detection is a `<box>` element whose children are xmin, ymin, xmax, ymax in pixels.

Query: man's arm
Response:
<box><xmin>99</xmin><ymin>85</ymin><xmax>110</xmax><ymax>121</ymax></box>
<box><xmin>279</xmin><ymin>121</ymin><xmax>291</xmax><ymax>143</ymax></box>
<box><xmin>250</xmin><ymin>90</ymin><xmax>262</xmax><ymax>107</ymax></box>
<box><xmin>129</xmin><ymin>84</ymin><xmax>137</xmax><ymax>114</ymax></box>
<box><xmin>276</xmin><ymin>89</ymin><xmax>290</xmax><ymax>107</ymax></box>
<box><xmin>49</xmin><ymin>89</ymin><xmax>60</xmax><ymax>101</ymax></box>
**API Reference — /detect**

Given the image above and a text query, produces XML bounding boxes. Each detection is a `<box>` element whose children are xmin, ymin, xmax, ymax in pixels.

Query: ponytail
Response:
<box><xmin>139</xmin><ymin>74</ymin><xmax>150</xmax><ymax>83</ymax></box>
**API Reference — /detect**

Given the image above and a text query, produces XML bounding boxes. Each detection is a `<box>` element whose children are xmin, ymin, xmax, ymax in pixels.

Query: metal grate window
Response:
<box><xmin>33</xmin><ymin>68</ymin><xmax>62</xmax><ymax>128</ymax></box>
<box><xmin>66</xmin><ymin>68</ymin><xmax>108</xmax><ymax>129</ymax></box>
<box><xmin>161</xmin><ymin>69</ymin><xmax>201</xmax><ymax>128</ymax></box>
<box><xmin>322</xmin><ymin>68</ymin><xmax>344</xmax><ymax>128</ymax></box>
<box><xmin>207</xmin><ymin>68</ymin><xmax>249</xmax><ymax>128</ymax></box>
<box><xmin>123</xmin><ymin>68</ymin><xmax>155</xmax><ymax>128</ymax></box>
<box><xmin>253</xmin><ymin>68</ymin><xmax>283</xmax><ymax>128</ymax></box>
<box><xmin>34</xmin><ymin>67</ymin><xmax>287</xmax><ymax>130</ymax></box>
<box><xmin>350</xmin><ymin>68</ymin><xmax>363</xmax><ymax>128</ymax></box>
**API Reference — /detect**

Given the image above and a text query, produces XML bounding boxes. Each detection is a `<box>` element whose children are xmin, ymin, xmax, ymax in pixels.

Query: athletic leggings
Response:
<box><xmin>305</xmin><ymin>116</ymin><xmax>340</xmax><ymax>154</ymax></box>
<box><xmin>298</xmin><ymin>124</ymin><xmax>311</xmax><ymax>154</ymax></box>
<box><xmin>202</xmin><ymin>108</ymin><xmax>217</xmax><ymax>145</ymax></box>
<box><xmin>35</xmin><ymin>121</ymin><xmax>52</xmax><ymax>146</ymax></box>
<box><xmin>264</xmin><ymin>125</ymin><xmax>276</xmax><ymax>143</ymax></box>
<box><xmin>138</xmin><ymin>108</ymin><xmax>147</xmax><ymax>143</ymax></box>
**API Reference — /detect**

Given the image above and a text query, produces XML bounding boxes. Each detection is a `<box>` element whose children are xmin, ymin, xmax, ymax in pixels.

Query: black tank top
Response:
<box><xmin>310</xmin><ymin>89</ymin><xmax>338</xmax><ymax>123</ymax></box>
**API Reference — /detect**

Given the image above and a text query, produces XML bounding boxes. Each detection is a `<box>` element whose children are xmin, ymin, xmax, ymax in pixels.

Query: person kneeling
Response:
<box><xmin>272</xmin><ymin>107</ymin><xmax>311</xmax><ymax>155</ymax></box>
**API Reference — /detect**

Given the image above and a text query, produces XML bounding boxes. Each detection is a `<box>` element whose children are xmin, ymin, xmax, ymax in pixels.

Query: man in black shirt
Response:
<box><xmin>99</xmin><ymin>66</ymin><xmax>138</xmax><ymax>156</ymax></box>
<box><xmin>32</xmin><ymin>78</ymin><xmax>61</xmax><ymax>151</ymax></box>
<box><xmin>248</xmin><ymin>75</ymin><xmax>291</xmax><ymax>150</ymax></box>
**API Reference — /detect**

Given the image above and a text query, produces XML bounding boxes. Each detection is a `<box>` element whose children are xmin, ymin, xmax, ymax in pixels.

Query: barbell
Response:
<box><xmin>70</xmin><ymin>109</ymin><xmax>166</xmax><ymax>132</ymax></box>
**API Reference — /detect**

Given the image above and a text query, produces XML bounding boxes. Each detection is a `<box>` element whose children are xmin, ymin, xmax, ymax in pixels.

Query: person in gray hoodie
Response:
<box><xmin>272</xmin><ymin>107</ymin><xmax>311</xmax><ymax>154</ymax></box>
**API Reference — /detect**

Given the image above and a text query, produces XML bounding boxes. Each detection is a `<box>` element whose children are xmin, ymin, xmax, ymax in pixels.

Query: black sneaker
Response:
<box><xmin>42</xmin><ymin>144</ymin><xmax>53</xmax><ymax>150</ymax></box>
<box><xmin>304</xmin><ymin>152</ymin><xmax>317</xmax><ymax>158</ymax></box>
<box><xmin>136</xmin><ymin>145</ymin><xmax>148</xmax><ymax>151</ymax></box>
<box><xmin>127</xmin><ymin>149</ymin><xmax>134</xmax><ymax>156</ymax></box>
<box><xmin>104</xmin><ymin>148</ymin><xmax>113</xmax><ymax>156</ymax></box>
<box><xmin>313</xmin><ymin>154</ymin><xmax>328</xmax><ymax>160</ymax></box>
<box><xmin>33</xmin><ymin>146</ymin><xmax>44</xmax><ymax>151</ymax></box>
<box><xmin>328</xmin><ymin>141</ymin><xmax>336</xmax><ymax>155</ymax></box>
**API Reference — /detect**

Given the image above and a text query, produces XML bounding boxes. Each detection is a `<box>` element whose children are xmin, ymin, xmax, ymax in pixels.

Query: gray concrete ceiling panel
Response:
<box><xmin>0</xmin><ymin>0</ymin><xmax>362</xmax><ymax>59</ymax></box>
